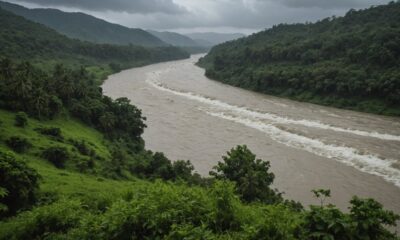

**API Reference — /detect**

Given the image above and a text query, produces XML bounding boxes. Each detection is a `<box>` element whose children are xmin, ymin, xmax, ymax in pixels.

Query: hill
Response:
<box><xmin>148</xmin><ymin>29</ymin><xmax>209</xmax><ymax>53</ymax></box>
<box><xmin>198</xmin><ymin>2</ymin><xmax>400</xmax><ymax>116</ymax></box>
<box><xmin>0</xmin><ymin>1</ymin><xmax>166</xmax><ymax>47</ymax></box>
<box><xmin>0</xmin><ymin>7</ymin><xmax>188</xmax><ymax>77</ymax></box>
<box><xmin>186</xmin><ymin>32</ymin><xmax>245</xmax><ymax>46</ymax></box>
<box><xmin>148</xmin><ymin>30</ymin><xmax>199</xmax><ymax>47</ymax></box>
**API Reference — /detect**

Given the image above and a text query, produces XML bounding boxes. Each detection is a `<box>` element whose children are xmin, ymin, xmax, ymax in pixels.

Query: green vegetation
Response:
<box><xmin>199</xmin><ymin>2</ymin><xmax>400</xmax><ymax>116</ymax></box>
<box><xmin>0</xmin><ymin>129</ymin><xmax>398</xmax><ymax>238</ymax></box>
<box><xmin>0</xmin><ymin>7</ymin><xmax>189</xmax><ymax>76</ymax></box>
<box><xmin>0</xmin><ymin>3</ymin><xmax>399</xmax><ymax>238</ymax></box>
<box><xmin>210</xmin><ymin>145</ymin><xmax>281</xmax><ymax>204</ymax></box>
<box><xmin>0</xmin><ymin>1</ymin><xmax>167</xmax><ymax>47</ymax></box>
<box><xmin>0</xmin><ymin>151</ymin><xmax>40</xmax><ymax>218</ymax></box>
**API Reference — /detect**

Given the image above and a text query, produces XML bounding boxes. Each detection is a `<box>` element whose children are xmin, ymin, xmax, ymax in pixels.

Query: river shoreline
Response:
<box><xmin>103</xmin><ymin>55</ymin><xmax>400</xmax><ymax>215</ymax></box>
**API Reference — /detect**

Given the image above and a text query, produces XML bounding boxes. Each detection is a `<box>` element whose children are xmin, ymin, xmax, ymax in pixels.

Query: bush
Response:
<box><xmin>35</xmin><ymin>127</ymin><xmax>63</xmax><ymax>140</ymax></box>
<box><xmin>0</xmin><ymin>151</ymin><xmax>40</xmax><ymax>218</ymax></box>
<box><xmin>5</xmin><ymin>136</ymin><xmax>31</xmax><ymax>153</ymax></box>
<box><xmin>0</xmin><ymin>199</ymin><xmax>84</xmax><ymax>239</ymax></box>
<box><xmin>42</xmin><ymin>146</ymin><xmax>69</xmax><ymax>168</ymax></box>
<box><xmin>172</xmin><ymin>160</ymin><xmax>195</xmax><ymax>182</ymax></box>
<box><xmin>14</xmin><ymin>112</ymin><xmax>28</xmax><ymax>127</ymax></box>
<box><xmin>301</xmin><ymin>189</ymin><xmax>400</xmax><ymax>239</ymax></box>
<box><xmin>210</xmin><ymin>145</ymin><xmax>282</xmax><ymax>203</ymax></box>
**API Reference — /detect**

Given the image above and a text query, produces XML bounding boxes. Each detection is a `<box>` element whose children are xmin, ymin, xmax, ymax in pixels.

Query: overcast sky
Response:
<box><xmin>7</xmin><ymin>0</ymin><xmax>390</xmax><ymax>34</ymax></box>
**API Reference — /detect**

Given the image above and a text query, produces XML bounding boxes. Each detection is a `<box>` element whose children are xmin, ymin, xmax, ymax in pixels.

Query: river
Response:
<box><xmin>103</xmin><ymin>54</ymin><xmax>400</xmax><ymax>213</ymax></box>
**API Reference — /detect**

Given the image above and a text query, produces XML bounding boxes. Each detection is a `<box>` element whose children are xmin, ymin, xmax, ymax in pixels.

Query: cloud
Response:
<box><xmin>5</xmin><ymin>0</ymin><xmax>391</xmax><ymax>33</ymax></box>
<box><xmin>10</xmin><ymin>0</ymin><xmax>187</xmax><ymax>14</ymax></box>
<box><xmin>278</xmin><ymin>0</ymin><xmax>384</xmax><ymax>9</ymax></box>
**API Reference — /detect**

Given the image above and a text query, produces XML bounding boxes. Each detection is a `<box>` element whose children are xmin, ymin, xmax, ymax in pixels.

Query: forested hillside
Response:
<box><xmin>0</xmin><ymin>7</ymin><xmax>189</xmax><ymax>78</ymax></box>
<box><xmin>0</xmin><ymin>1</ymin><xmax>166</xmax><ymax>47</ymax></box>
<box><xmin>199</xmin><ymin>2</ymin><xmax>400</xmax><ymax>116</ymax></box>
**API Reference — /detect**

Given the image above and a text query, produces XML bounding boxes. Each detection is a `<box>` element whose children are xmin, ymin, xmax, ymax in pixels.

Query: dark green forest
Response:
<box><xmin>199</xmin><ymin>1</ymin><xmax>400</xmax><ymax>116</ymax></box>
<box><xmin>0</xmin><ymin>7</ymin><xmax>189</xmax><ymax>75</ymax></box>
<box><xmin>0</xmin><ymin>3</ymin><xmax>399</xmax><ymax>240</ymax></box>
<box><xmin>0</xmin><ymin>1</ymin><xmax>167</xmax><ymax>47</ymax></box>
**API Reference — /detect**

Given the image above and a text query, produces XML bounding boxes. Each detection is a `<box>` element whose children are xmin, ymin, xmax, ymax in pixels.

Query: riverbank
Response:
<box><xmin>102</xmin><ymin>55</ymin><xmax>400</xmax><ymax>215</ymax></box>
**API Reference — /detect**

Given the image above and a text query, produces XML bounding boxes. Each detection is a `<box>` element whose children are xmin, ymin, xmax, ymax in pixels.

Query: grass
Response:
<box><xmin>0</xmin><ymin>109</ymin><xmax>115</xmax><ymax>176</ymax></box>
<box><xmin>0</xmin><ymin>108</ymin><xmax>141</xmax><ymax>204</ymax></box>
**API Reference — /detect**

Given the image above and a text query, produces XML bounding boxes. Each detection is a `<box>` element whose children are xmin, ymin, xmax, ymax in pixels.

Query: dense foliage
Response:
<box><xmin>199</xmin><ymin>1</ymin><xmax>400</xmax><ymax>115</ymax></box>
<box><xmin>0</xmin><ymin>151</ymin><xmax>40</xmax><ymax>218</ymax></box>
<box><xmin>210</xmin><ymin>145</ymin><xmax>282</xmax><ymax>204</ymax></box>
<box><xmin>0</xmin><ymin>60</ymin><xmax>145</xmax><ymax>143</ymax></box>
<box><xmin>0</xmin><ymin>1</ymin><xmax>167</xmax><ymax>47</ymax></box>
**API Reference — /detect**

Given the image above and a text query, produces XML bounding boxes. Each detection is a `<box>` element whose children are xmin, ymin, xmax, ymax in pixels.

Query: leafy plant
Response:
<box><xmin>14</xmin><ymin>111</ymin><xmax>28</xmax><ymax>127</ymax></box>
<box><xmin>5</xmin><ymin>136</ymin><xmax>31</xmax><ymax>153</ymax></box>
<box><xmin>35</xmin><ymin>127</ymin><xmax>63</xmax><ymax>140</ymax></box>
<box><xmin>0</xmin><ymin>151</ymin><xmax>40</xmax><ymax>218</ymax></box>
<box><xmin>42</xmin><ymin>146</ymin><xmax>69</xmax><ymax>168</ymax></box>
<box><xmin>210</xmin><ymin>145</ymin><xmax>281</xmax><ymax>203</ymax></box>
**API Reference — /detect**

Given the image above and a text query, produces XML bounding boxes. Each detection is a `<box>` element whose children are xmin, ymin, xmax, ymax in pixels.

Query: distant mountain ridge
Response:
<box><xmin>147</xmin><ymin>30</ymin><xmax>199</xmax><ymax>47</ymax></box>
<box><xmin>185</xmin><ymin>32</ymin><xmax>245</xmax><ymax>47</ymax></box>
<box><xmin>0</xmin><ymin>1</ymin><xmax>166</xmax><ymax>47</ymax></box>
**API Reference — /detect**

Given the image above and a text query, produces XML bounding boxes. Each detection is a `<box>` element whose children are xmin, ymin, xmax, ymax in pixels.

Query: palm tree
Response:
<box><xmin>12</xmin><ymin>71</ymin><xmax>32</xmax><ymax>100</ymax></box>
<box><xmin>31</xmin><ymin>88</ymin><xmax>49</xmax><ymax>119</ymax></box>
<box><xmin>0</xmin><ymin>58</ymin><xmax>13</xmax><ymax>79</ymax></box>
<box><xmin>57</xmin><ymin>76</ymin><xmax>75</xmax><ymax>104</ymax></box>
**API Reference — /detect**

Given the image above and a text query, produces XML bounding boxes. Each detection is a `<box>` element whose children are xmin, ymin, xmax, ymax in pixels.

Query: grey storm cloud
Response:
<box><xmin>10</xmin><ymin>0</ymin><xmax>187</xmax><ymax>14</ymax></box>
<box><xmin>7</xmin><ymin>0</ymin><xmax>391</xmax><ymax>33</ymax></box>
<box><xmin>278</xmin><ymin>0</ymin><xmax>385</xmax><ymax>9</ymax></box>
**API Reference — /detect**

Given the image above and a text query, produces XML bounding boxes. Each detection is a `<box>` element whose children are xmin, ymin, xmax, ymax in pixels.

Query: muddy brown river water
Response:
<box><xmin>103</xmin><ymin>54</ymin><xmax>400</xmax><ymax>214</ymax></box>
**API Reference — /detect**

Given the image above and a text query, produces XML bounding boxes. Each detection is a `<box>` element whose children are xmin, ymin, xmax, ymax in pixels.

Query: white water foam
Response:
<box><xmin>145</xmin><ymin>72</ymin><xmax>400</xmax><ymax>187</ymax></box>
<box><xmin>205</xmin><ymin>111</ymin><xmax>400</xmax><ymax>188</ymax></box>
<box><xmin>145</xmin><ymin>75</ymin><xmax>400</xmax><ymax>142</ymax></box>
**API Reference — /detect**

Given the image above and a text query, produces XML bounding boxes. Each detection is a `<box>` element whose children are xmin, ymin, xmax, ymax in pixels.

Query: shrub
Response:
<box><xmin>349</xmin><ymin>197</ymin><xmax>400</xmax><ymax>239</ymax></box>
<box><xmin>35</xmin><ymin>127</ymin><xmax>63</xmax><ymax>140</ymax></box>
<box><xmin>210</xmin><ymin>145</ymin><xmax>282</xmax><ymax>203</ymax></box>
<box><xmin>69</xmin><ymin>139</ymin><xmax>94</xmax><ymax>156</ymax></box>
<box><xmin>172</xmin><ymin>160</ymin><xmax>195</xmax><ymax>182</ymax></box>
<box><xmin>301</xmin><ymin>189</ymin><xmax>400</xmax><ymax>239</ymax></box>
<box><xmin>42</xmin><ymin>146</ymin><xmax>69</xmax><ymax>168</ymax></box>
<box><xmin>14</xmin><ymin>112</ymin><xmax>28</xmax><ymax>127</ymax></box>
<box><xmin>5</xmin><ymin>136</ymin><xmax>31</xmax><ymax>153</ymax></box>
<box><xmin>0</xmin><ymin>151</ymin><xmax>40</xmax><ymax>218</ymax></box>
<box><xmin>0</xmin><ymin>199</ymin><xmax>84</xmax><ymax>239</ymax></box>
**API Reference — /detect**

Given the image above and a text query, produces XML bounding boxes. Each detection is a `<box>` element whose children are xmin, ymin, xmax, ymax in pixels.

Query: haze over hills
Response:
<box><xmin>0</xmin><ymin>1</ymin><xmax>166</xmax><ymax>47</ymax></box>
<box><xmin>147</xmin><ymin>30</ymin><xmax>199</xmax><ymax>47</ymax></box>
<box><xmin>147</xmin><ymin>29</ymin><xmax>209</xmax><ymax>53</ymax></box>
<box><xmin>186</xmin><ymin>32</ymin><xmax>245</xmax><ymax>47</ymax></box>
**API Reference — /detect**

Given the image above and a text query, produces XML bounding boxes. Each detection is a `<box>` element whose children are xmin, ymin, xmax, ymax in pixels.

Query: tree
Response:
<box><xmin>30</xmin><ymin>88</ymin><xmax>49</xmax><ymax>119</ymax></box>
<box><xmin>14</xmin><ymin>112</ymin><xmax>28</xmax><ymax>127</ymax></box>
<box><xmin>210</xmin><ymin>145</ymin><xmax>281</xmax><ymax>203</ymax></box>
<box><xmin>11</xmin><ymin>71</ymin><xmax>32</xmax><ymax>100</ymax></box>
<box><xmin>42</xmin><ymin>146</ymin><xmax>69</xmax><ymax>168</ymax></box>
<box><xmin>172</xmin><ymin>160</ymin><xmax>195</xmax><ymax>181</ymax></box>
<box><xmin>0</xmin><ymin>151</ymin><xmax>40</xmax><ymax>218</ymax></box>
